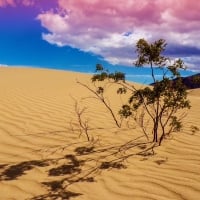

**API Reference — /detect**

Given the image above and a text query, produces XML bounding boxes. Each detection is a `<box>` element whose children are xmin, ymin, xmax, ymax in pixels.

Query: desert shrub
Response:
<box><xmin>88</xmin><ymin>39</ymin><xmax>191</xmax><ymax>145</ymax></box>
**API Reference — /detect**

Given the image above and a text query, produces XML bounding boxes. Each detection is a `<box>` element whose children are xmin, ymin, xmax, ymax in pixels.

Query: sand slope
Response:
<box><xmin>0</xmin><ymin>67</ymin><xmax>200</xmax><ymax>200</ymax></box>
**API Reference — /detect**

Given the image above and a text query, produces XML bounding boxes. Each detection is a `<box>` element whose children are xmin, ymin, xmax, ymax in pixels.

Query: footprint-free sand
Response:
<box><xmin>0</xmin><ymin>67</ymin><xmax>200</xmax><ymax>200</ymax></box>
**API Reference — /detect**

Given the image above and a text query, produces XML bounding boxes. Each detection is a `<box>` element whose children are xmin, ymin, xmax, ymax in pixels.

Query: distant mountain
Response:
<box><xmin>179</xmin><ymin>73</ymin><xmax>200</xmax><ymax>89</ymax></box>
<box><xmin>150</xmin><ymin>73</ymin><xmax>200</xmax><ymax>89</ymax></box>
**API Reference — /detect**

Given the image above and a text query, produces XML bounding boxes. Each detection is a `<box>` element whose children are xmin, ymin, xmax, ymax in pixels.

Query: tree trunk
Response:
<box><xmin>153</xmin><ymin>117</ymin><xmax>159</xmax><ymax>142</ymax></box>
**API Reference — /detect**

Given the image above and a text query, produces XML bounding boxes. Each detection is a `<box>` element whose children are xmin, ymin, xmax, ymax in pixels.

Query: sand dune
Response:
<box><xmin>0</xmin><ymin>67</ymin><xmax>200</xmax><ymax>200</ymax></box>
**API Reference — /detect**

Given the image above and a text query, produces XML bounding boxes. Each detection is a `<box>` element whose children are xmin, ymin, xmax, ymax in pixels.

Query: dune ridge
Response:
<box><xmin>0</xmin><ymin>67</ymin><xmax>200</xmax><ymax>200</ymax></box>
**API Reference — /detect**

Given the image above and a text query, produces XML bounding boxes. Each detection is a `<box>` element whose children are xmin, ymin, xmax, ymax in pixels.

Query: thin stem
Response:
<box><xmin>77</xmin><ymin>81</ymin><xmax>121</xmax><ymax>128</ymax></box>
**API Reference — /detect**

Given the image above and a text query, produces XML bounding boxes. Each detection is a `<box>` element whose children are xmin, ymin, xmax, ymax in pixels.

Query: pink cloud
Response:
<box><xmin>21</xmin><ymin>0</ymin><xmax>34</xmax><ymax>6</ymax></box>
<box><xmin>58</xmin><ymin>0</ymin><xmax>163</xmax><ymax>30</ymax></box>
<box><xmin>37</xmin><ymin>0</ymin><xmax>200</xmax><ymax>68</ymax></box>
<box><xmin>0</xmin><ymin>0</ymin><xmax>15</xmax><ymax>7</ymax></box>
<box><xmin>168</xmin><ymin>0</ymin><xmax>200</xmax><ymax>21</ymax></box>
<box><xmin>0</xmin><ymin>0</ymin><xmax>36</xmax><ymax>7</ymax></box>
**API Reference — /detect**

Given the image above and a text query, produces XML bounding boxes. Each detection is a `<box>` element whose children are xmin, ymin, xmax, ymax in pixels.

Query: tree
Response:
<box><xmin>128</xmin><ymin>39</ymin><xmax>191</xmax><ymax>145</ymax></box>
<box><xmin>78</xmin><ymin>39</ymin><xmax>191</xmax><ymax>146</ymax></box>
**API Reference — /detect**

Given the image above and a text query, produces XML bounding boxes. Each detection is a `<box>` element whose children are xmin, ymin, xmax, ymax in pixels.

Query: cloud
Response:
<box><xmin>36</xmin><ymin>0</ymin><xmax>200</xmax><ymax>70</ymax></box>
<box><xmin>0</xmin><ymin>0</ymin><xmax>36</xmax><ymax>7</ymax></box>
<box><xmin>0</xmin><ymin>0</ymin><xmax>15</xmax><ymax>7</ymax></box>
<box><xmin>182</xmin><ymin>56</ymin><xmax>200</xmax><ymax>71</ymax></box>
<box><xmin>165</xmin><ymin>44</ymin><xmax>200</xmax><ymax>58</ymax></box>
<box><xmin>0</xmin><ymin>64</ymin><xmax>8</xmax><ymax>67</ymax></box>
<box><xmin>21</xmin><ymin>0</ymin><xmax>34</xmax><ymax>6</ymax></box>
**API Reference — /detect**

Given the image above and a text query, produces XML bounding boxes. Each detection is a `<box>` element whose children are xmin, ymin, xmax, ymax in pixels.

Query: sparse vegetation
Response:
<box><xmin>72</xmin><ymin>98</ymin><xmax>91</xmax><ymax>141</ymax></box>
<box><xmin>79</xmin><ymin>38</ymin><xmax>191</xmax><ymax>146</ymax></box>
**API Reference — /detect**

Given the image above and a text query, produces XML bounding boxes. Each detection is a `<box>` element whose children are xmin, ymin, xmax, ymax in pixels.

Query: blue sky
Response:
<box><xmin>0</xmin><ymin>0</ymin><xmax>199</xmax><ymax>80</ymax></box>
<box><xmin>0</xmin><ymin>3</ymin><xmax>107</xmax><ymax>69</ymax></box>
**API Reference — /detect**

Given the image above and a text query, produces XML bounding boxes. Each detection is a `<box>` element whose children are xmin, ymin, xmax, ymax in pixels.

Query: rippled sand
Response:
<box><xmin>0</xmin><ymin>67</ymin><xmax>200</xmax><ymax>200</ymax></box>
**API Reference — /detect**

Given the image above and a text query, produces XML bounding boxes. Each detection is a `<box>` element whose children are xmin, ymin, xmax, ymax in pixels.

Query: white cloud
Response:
<box><xmin>0</xmin><ymin>64</ymin><xmax>8</xmax><ymax>67</ymax></box>
<box><xmin>36</xmin><ymin>0</ymin><xmax>200</xmax><ymax>71</ymax></box>
<box><xmin>37</xmin><ymin>12</ymin><xmax>69</xmax><ymax>34</ymax></box>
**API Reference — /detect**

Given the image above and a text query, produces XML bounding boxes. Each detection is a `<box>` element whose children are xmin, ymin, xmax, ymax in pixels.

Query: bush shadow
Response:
<box><xmin>0</xmin><ymin>135</ymin><xmax>154</xmax><ymax>200</ymax></box>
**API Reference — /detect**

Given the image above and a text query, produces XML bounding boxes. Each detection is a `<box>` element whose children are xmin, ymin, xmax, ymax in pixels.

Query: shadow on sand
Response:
<box><xmin>0</xmin><ymin>136</ymin><xmax>157</xmax><ymax>200</ymax></box>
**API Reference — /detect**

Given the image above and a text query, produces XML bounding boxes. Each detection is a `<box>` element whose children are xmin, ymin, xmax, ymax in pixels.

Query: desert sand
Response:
<box><xmin>0</xmin><ymin>67</ymin><xmax>200</xmax><ymax>200</ymax></box>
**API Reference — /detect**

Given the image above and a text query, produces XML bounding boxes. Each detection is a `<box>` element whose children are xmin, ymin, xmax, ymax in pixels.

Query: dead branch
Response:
<box><xmin>77</xmin><ymin>81</ymin><xmax>122</xmax><ymax>128</ymax></box>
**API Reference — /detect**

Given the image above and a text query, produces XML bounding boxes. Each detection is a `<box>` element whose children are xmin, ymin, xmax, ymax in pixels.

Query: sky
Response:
<box><xmin>0</xmin><ymin>0</ymin><xmax>200</xmax><ymax>73</ymax></box>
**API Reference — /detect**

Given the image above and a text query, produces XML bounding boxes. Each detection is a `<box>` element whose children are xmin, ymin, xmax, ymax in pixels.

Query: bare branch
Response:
<box><xmin>77</xmin><ymin>81</ymin><xmax>122</xmax><ymax>128</ymax></box>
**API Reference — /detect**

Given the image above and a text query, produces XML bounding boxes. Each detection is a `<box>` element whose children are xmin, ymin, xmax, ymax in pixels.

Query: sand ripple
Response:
<box><xmin>0</xmin><ymin>67</ymin><xmax>200</xmax><ymax>200</ymax></box>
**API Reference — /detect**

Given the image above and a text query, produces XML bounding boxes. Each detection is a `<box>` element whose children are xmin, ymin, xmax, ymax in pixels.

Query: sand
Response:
<box><xmin>0</xmin><ymin>67</ymin><xmax>200</xmax><ymax>200</ymax></box>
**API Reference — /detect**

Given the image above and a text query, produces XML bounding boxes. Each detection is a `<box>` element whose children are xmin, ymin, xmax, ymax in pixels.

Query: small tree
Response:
<box><xmin>90</xmin><ymin>39</ymin><xmax>191</xmax><ymax>146</ymax></box>
<box><xmin>128</xmin><ymin>39</ymin><xmax>191</xmax><ymax>145</ymax></box>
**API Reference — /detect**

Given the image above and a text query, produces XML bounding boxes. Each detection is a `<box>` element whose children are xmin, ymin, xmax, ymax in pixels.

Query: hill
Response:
<box><xmin>179</xmin><ymin>73</ymin><xmax>200</xmax><ymax>89</ymax></box>
<box><xmin>150</xmin><ymin>73</ymin><xmax>200</xmax><ymax>89</ymax></box>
